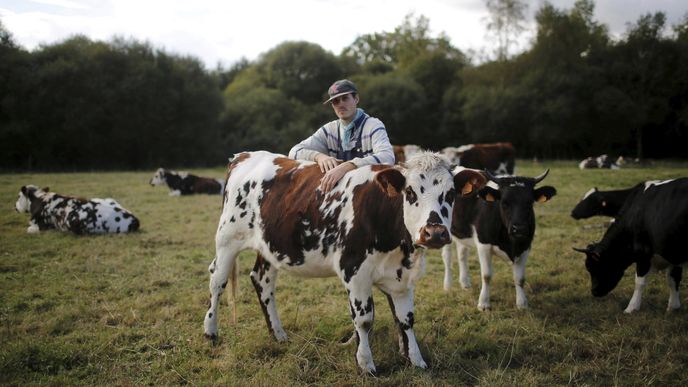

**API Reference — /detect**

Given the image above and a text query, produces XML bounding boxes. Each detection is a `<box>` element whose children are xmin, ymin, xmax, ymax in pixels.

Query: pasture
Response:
<box><xmin>1</xmin><ymin>161</ymin><xmax>688</xmax><ymax>385</ymax></box>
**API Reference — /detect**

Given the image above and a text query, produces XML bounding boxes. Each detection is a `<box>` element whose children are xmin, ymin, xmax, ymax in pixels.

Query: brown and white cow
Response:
<box><xmin>392</xmin><ymin>144</ymin><xmax>422</xmax><ymax>164</ymax></box>
<box><xmin>203</xmin><ymin>151</ymin><xmax>485</xmax><ymax>374</ymax></box>
<box><xmin>150</xmin><ymin>168</ymin><xmax>224</xmax><ymax>196</ymax></box>
<box><xmin>441</xmin><ymin>142</ymin><xmax>516</xmax><ymax>175</ymax></box>
<box><xmin>15</xmin><ymin>185</ymin><xmax>140</xmax><ymax>234</ymax></box>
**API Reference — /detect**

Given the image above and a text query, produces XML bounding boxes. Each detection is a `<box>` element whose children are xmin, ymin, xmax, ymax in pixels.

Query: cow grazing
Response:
<box><xmin>570</xmin><ymin>186</ymin><xmax>633</xmax><ymax>220</ymax></box>
<box><xmin>392</xmin><ymin>144</ymin><xmax>422</xmax><ymax>164</ymax></box>
<box><xmin>15</xmin><ymin>185</ymin><xmax>140</xmax><ymax>234</ymax></box>
<box><xmin>203</xmin><ymin>151</ymin><xmax>485</xmax><ymax>374</ymax></box>
<box><xmin>150</xmin><ymin>168</ymin><xmax>224</xmax><ymax>196</ymax></box>
<box><xmin>441</xmin><ymin>142</ymin><xmax>516</xmax><ymax>175</ymax></box>
<box><xmin>441</xmin><ymin>169</ymin><xmax>556</xmax><ymax>310</ymax></box>
<box><xmin>573</xmin><ymin>178</ymin><xmax>687</xmax><ymax>313</ymax></box>
<box><xmin>578</xmin><ymin>154</ymin><xmax>619</xmax><ymax>170</ymax></box>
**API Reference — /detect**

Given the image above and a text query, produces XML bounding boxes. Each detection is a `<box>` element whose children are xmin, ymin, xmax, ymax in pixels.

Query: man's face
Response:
<box><xmin>330</xmin><ymin>93</ymin><xmax>359</xmax><ymax>122</ymax></box>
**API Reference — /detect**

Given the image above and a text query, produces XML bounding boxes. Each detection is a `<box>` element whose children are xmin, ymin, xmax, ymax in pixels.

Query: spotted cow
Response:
<box><xmin>441</xmin><ymin>142</ymin><xmax>516</xmax><ymax>175</ymax></box>
<box><xmin>578</xmin><ymin>154</ymin><xmax>619</xmax><ymax>170</ymax></box>
<box><xmin>150</xmin><ymin>168</ymin><xmax>224</xmax><ymax>196</ymax></box>
<box><xmin>203</xmin><ymin>151</ymin><xmax>485</xmax><ymax>374</ymax></box>
<box><xmin>392</xmin><ymin>144</ymin><xmax>422</xmax><ymax>164</ymax></box>
<box><xmin>441</xmin><ymin>169</ymin><xmax>556</xmax><ymax>310</ymax></box>
<box><xmin>15</xmin><ymin>185</ymin><xmax>140</xmax><ymax>234</ymax></box>
<box><xmin>574</xmin><ymin>179</ymin><xmax>686</xmax><ymax>313</ymax></box>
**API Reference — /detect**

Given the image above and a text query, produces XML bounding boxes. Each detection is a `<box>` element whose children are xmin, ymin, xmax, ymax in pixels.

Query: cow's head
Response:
<box><xmin>478</xmin><ymin>170</ymin><xmax>556</xmax><ymax>241</ymax></box>
<box><xmin>149</xmin><ymin>168</ymin><xmax>167</xmax><ymax>186</ymax></box>
<box><xmin>570</xmin><ymin>187</ymin><xmax>603</xmax><ymax>219</ymax></box>
<box><xmin>15</xmin><ymin>185</ymin><xmax>47</xmax><ymax>213</ymax></box>
<box><xmin>375</xmin><ymin>152</ymin><xmax>486</xmax><ymax>249</ymax></box>
<box><xmin>573</xmin><ymin>239</ymin><xmax>635</xmax><ymax>297</ymax></box>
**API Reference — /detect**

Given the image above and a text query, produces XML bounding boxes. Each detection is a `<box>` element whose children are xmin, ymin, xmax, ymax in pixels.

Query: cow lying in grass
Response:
<box><xmin>15</xmin><ymin>185</ymin><xmax>140</xmax><ymax>234</ymax></box>
<box><xmin>150</xmin><ymin>168</ymin><xmax>224</xmax><ymax>196</ymax></box>
<box><xmin>204</xmin><ymin>151</ymin><xmax>486</xmax><ymax>374</ymax></box>
<box><xmin>573</xmin><ymin>179</ymin><xmax>686</xmax><ymax>313</ymax></box>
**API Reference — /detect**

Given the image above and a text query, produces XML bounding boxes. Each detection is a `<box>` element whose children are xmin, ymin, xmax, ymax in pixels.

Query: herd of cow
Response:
<box><xmin>13</xmin><ymin>142</ymin><xmax>687</xmax><ymax>374</ymax></box>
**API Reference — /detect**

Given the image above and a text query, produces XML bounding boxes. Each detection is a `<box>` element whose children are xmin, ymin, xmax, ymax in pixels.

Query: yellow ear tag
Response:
<box><xmin>461</xmin><ymin>183</ymin><xmax>473</xmax><ymax>195</ymax></box>
<box><xmin>536</xmin><ymin>195</ymin><xmax>548</xmax><ymax>203</ymax></box>
<box><xmin>485</xmin><ymin>193</ymin><xmax>496</xmax><ymax>202</ymax></box>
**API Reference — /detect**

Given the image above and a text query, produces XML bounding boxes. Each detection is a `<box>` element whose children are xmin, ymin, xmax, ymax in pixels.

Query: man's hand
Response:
<box><xmin>320</xmin><ymin>162</ymin><xmax>356</xmax><ymax>193</ymax></box>
<box><xmin>314</xmin><ymin>154</ymin><xmax>340</xmax><ymax>173</ymax></box>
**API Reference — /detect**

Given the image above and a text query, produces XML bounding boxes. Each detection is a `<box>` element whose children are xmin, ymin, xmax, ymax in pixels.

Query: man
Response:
<box><xmin>288</xmin><ymin>79</ymin><xmax>394</xmax><ymax>192</ymax></box>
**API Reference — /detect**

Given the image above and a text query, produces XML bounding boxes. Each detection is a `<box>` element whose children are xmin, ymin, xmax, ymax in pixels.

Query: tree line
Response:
<box><xmin>1</xmin><ymin>0</ymin><xmax>687</xmax><ymax>171</ymax></box>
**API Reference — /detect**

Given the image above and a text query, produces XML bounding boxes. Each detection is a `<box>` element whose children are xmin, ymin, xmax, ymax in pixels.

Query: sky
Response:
<box><xmin>1</xmin><ymin>0</ymin><xmax>685</xmax><ymax>69</ymax></box>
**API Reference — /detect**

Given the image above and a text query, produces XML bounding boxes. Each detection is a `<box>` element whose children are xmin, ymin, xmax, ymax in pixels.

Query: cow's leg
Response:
<box><xmin>441</xmin><ymin>244</ymin><xmax>453</xmax><ymax>291</ymax></box>
<box><xmin>624</xmin><ymin>273</ymin><xmax>648</xmax><ymax>313</ymax></box>
<box><xmin>204</xmin><ymin>244</ymin><xmax>240</xmax><ymax>339</ymax></box>
<box><xmin>383</xmin><ymin>290</ymin><xmax>427</xmax><ymax>369</ymax></box>
<box><xmin>457</xmin><ymin>242</ymin><xmax>472</xmax><ymax>289</ymax></box>
<box><xmin>345</xmin><ymin>281</ymin><xmax>376</xmax><ymax>374</ymax></box>
<box><xmin>250</xmin><ymin>253</ymin><xmax>287</xmax><ymax>341</ymax></box>
<box><xmin>512</xmin><ymin>250</ymin><xmax>529</xmax><ymax>309</ymax></box>
<box><xmin>476</xmin><ymin>244</ymin><xmax>493</xmax><ymax>311</ymax></box>
<box><xmin>666</xmin><ymin>265</ymin><xmax>682</xmax><ymax>311</ymax></box>
<box><xmin>27</xmin><ymin>219</ymin><xmax>40</xmax><ymax>233</ymax></box>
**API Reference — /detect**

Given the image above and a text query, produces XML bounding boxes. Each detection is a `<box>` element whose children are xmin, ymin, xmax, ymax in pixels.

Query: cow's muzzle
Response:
<box><xmin>509</xmin><ymin>224</ymin><xmax>530</xmax><ymax>238</ymax></box>
<box><xmin>418</xmin><ymin>224</ymin><xmax>450</xmax><ymax>249</ymax></box>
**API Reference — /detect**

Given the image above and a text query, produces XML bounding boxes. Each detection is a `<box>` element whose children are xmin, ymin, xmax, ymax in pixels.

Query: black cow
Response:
<box><xmin>150</xmin><ymin>168</ymin><xmax>224</xmax><ymax>196</ymax></box>
<box><xmin>570</xmin><ymin>186</ymin><xmax>633</xmax><ymax>220</ymax></box>
<box><xmin>441</xmin><ymin>169</ymin><xmax>556</xmax><ymax>310</ymax></box>
<box><xmin>574</xmin><ymin>178</ymin><xmax>687</xmax><ymax>313</ymax></box>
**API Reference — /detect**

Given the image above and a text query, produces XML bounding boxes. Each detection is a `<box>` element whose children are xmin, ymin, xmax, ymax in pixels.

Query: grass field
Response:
<box><xmin>1</xmin><ymin>161</ymin><xmax>688</xmax><ymax>386</ymax></box>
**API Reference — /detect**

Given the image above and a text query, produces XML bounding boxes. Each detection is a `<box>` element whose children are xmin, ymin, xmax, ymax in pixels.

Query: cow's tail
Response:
<box><xmin>228</xmin><ymin>258</ymin><xmax>238</xmax><ymax>324</ymax></box>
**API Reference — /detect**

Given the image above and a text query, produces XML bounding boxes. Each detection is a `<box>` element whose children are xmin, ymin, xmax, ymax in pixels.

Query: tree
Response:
<box><xmin>484</xmin><ymin>0</ymin><xmax>528</xmax><ymax>61</ymax></box>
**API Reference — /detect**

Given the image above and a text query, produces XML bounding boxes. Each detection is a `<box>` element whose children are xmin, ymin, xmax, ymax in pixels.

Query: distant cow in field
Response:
<box><xmin>578</xmin><ymin>154</ymin><xmax>619</xmax><ymax>170</ymax></box>
<box><xmin>392</xmin><ymin>144</ymin><xmax>422</xmax><ymax>164</ymax></box>
<box><xmin>441</xmin><ymin>142</ymin><xmax>516</xmax><ymax>175</ymax></box>
<box><xmin>574</xmin><ymin>179</ymin><xmax>687</xmax><ymax>313</ymax></box>
<box><xmin>616</xmin><ymin>156</ymin><xmax>651</xmax><ymax>168</ymax></box>
<box><xmin>203</xmin><ymin>151</ymin><xmax>486</xmax><ymax>374</ymax></box>
<box><xmin>441</xmin><ymin>169</ymin><xmax>556</xmax><ymax>310</ymax></box>
<box><xmin>15</xmin><ymin>185</ymin><xmax>140</xmax><ymax>234</ymax></box>
<box><xmin>149</xmin><ymin>168</ymin><xmax>224</xmax><ymax>196</ymax></box>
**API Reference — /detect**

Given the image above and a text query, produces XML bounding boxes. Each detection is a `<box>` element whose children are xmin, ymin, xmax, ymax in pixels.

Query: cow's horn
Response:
<box><xmin>533</xmin><ymin>169</ymin><xmax>550</xmax><ymax>184</ymax></box>
<box><xmin>572</xmin><ymin>246</ymin><xmax>590</xmax><ymax>253</ymax></box>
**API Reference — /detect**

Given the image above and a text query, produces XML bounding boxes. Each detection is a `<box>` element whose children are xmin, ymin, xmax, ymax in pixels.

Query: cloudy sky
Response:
<box><xmin>1</xmin><ymin>0</ymin><xmax>685</xmax><ymax>68</ymax></box>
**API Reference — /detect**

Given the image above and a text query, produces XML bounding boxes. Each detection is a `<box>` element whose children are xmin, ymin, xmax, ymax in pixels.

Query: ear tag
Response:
<box><xmin>537</xmin><ymin>195</ymin><xmax>548</xmax><ymax>203</ymax></box>
<box><xmin>461</xmin><ymin>183</ymin><xmax>473</xmax><ymax>195</ymax></box>
<box><xmin>485</xmin><ymin>192</ymin><xmax>496</xmax><ymax>202</ymax></box>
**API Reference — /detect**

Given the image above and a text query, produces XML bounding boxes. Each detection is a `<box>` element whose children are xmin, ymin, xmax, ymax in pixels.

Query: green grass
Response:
<box><xmin>1</xmin><ymin>162</ymin><xmax>688</xmax><ymax>385</ymax></box>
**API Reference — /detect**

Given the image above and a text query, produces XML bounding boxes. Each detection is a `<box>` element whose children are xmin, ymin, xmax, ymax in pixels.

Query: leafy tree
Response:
<box><xmin>484</xmin><ymin>0</ymin><xmax>528</xmax><ymax>61</ymax></box>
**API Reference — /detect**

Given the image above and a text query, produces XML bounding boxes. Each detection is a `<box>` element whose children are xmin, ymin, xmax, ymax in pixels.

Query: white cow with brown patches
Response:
<box><xmin>204</xmin><ymin>151</ymin><xmax>486</xmax><ymax>374</ymax></box>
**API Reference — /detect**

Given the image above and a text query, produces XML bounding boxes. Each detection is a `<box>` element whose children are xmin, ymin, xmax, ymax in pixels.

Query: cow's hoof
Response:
<box><xmin>516</xmin><ymin>303</ymin><xmax>528</xmax><ymax>310</ymax></box>
<box><xmin>478</xmin><ymin>304</ymin><xmax>491</xmax><ymax>311</ymax></box>
<box><xmin>204</xmin><ymin>333</ymin><xmax>218</xmax><ymax>341</ymax></box>
<box><xmin>623</xmin><ymin>307</ymin><xmax>639</xmax><ymax>314</ymax></box>
<box><xmin>27</xmin><ymin>226</ymin><xmax>39</xmax><ymax>233</ymax></box>
<box><xmin>274</xmin><ymin>329</ymin><xmax>288</xmax><ymax>342</ymax></box>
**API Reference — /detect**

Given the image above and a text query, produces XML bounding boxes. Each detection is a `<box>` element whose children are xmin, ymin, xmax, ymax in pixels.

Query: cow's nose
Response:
<box><xmin>420</xmin><ymin>224</ymin><xmax>450</xmax><ymax>248</ymax></box>
<box><xmin>510</xmin><ymin>224</ymin><xmax>528</xmax><ymax>236</ymax></box>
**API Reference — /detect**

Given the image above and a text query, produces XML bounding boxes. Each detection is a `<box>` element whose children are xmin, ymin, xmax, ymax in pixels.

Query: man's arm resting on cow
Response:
<box><xmin>319</xmin><ymin>161</ymin><xmax>356</xmax><ymax>193</ymax></box>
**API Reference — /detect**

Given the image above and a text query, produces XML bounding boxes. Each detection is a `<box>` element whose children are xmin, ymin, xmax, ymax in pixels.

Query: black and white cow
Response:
<box><xmin>441</xmin><ymin>169</ymin><xmax>556</xmax><ymax>310</ymax></box>
<box><xmin>150</xmin><ymin>168</ymin><xmax>224</xmax><ymax>196</ymax></box>
<box><xmin>574</xmin><ymin>178</ymin><xmax>687</xmax><ymax>313</ymax></box>
<box><xmin>570</xmin><ymin>186</ymin><xmax>633</xmax><ymax>220</ymax></box>
<box><xmin>15</xmin><ymin>185</ymin><xmax>140</xmax><ymax>234</ymax></box>
<box><xmin>203</xmin><ymin>151</ymin><xmax>485</xmax><ymax>374</ymax></box>
<box><xmin>578</xmin><ymin>154</ymin><xmax>619</xmax><ymax>170</ymax></box>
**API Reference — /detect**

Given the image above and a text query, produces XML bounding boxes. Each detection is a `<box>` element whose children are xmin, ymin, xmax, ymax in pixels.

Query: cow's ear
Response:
<box><xmin>479</xmin><ymin>186</ymin><xmax>500</xmax><ymax>202</ymax></box>
<box><xmin>21</xmin><ymin>185</ymin><xmax>28</xmax><ymax>196</ymax></box>
<box><xmin>454</xmin><ymin>169</ymin><xmax>487</xmax><ymax>196</ymax></box>
<box><xmin>375</xmin><ymin>168</ymin><xmax>406</xmax><ymax>197</ymax></box>
<box><xmin>534</xmin><ymin>186</ymin><xmax>556</xmax><ymax>203</ymax></box>
<box><xmin>41</xmin><ymin>186</ymin><xmax>49</xmax><ymax>192</ymax></box>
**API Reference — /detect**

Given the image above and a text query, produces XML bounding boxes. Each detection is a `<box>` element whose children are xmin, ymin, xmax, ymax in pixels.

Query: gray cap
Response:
<box><xmin>323</xmin><ymin>79</ymin><xmax>358</xmax><ymax>104</ymax></box>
